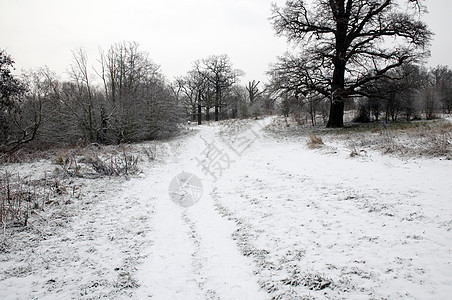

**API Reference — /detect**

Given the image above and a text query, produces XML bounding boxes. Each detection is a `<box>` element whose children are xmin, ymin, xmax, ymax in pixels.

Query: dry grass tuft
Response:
<box><xmin>307</xmin><ymin>134</ymin><xmax>324</xmax><ymax>148</ymax></box>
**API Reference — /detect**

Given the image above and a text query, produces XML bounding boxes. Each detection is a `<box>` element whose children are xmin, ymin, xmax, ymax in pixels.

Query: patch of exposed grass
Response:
<box><xmin>339</xmin><ymin>120</ymin><xmax>451</xmax><ymax>158</ymax></box>
<box><xmin>267</xmin><ymin>116</ymin><xmax>452</xmax><ymax>158</ymax></box>
<box><xmin>342</xmin><ymin>119</ymin><xmax>443</xmax><ymax>133</ymax></box>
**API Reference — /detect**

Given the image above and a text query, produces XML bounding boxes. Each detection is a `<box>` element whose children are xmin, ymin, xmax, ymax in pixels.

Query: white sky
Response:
<box><xmin>1</xmin><ymin>0</ymin><xmax>451</xmax><ymax>85</ymax></box>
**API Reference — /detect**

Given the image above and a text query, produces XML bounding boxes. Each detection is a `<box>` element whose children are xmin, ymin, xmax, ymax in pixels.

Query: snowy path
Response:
<box><xmin>134</xmin><ymin>123</ymin><xmax>266</xmax><ymax>299</ymax></box>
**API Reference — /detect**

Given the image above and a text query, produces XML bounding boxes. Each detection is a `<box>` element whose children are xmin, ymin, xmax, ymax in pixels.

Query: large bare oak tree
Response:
<box><xmin>270</xmin><ymin>0</ymin><xmax>432</xmax><ymax>127</ymax></box>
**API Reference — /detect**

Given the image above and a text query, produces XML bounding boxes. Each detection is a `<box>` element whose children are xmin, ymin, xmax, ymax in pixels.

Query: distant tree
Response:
<box><xmin>430</xmin><ymin>65</ymin><xmax>452</xmax><ymax>113</ymax></box>
<box><xmin>196</xmin><ymin>55</ymin><xmax>243</xmax><ymax>121</ymax></box>
<box><xmin>173</xmin><ymin>77</ymin><xmax>194</xmax><ymax>121</ymax></box>
<box><xmin>304</xmin><ymin>95</ymin><xmax>326</xmax><ymax>125</ymax></box>
<box><xmin>422</xmin><ymin>85</ymin><xmax>439</xmax><ymax>120</ymax></box>
<box><xmin>175</xmin><ymin>68</ymin><xmax>210</xmax><ymax>124</ymax></box>
<box><xmin>230</xmin><ymin>85</ymin><xmax>248</xmax><ymax>118</ymax></box>
<box><xmin>245</xmin><ymin>80</ymin><xmax>267</xmax><ymax>118</ymax></box>
<box><xmin>270</xmin><ymin>0</ymin><xmax>432</xmax><ymax>127</ymax></box>
<box><xmin>361</xmin><ymin>64</ymin><xmax>424</xmax><ymax>121</ymax></box>
<box><xmin>67</xmin><ymin>47</ymin><xmax>96</xmax><ymax>142</ymax></box>
<box><xmin>98</xmin><ymin>42</ymin><xmax>181</xmax><ymax>142</ymax></box>
<box><xmin>279</xmin><ymin>92</ymin><xmax>292</xmax><ymax>118</ymax></box>
<box><xmin>260</xmin><ymin>89</ymin><xmax>278</xmax><ymax>115</ymax></box>
<box><xmin>23</xmin><ymin>68</ymin><xmax>66</xmax><ymax>144</ymax></box>
<box><xmin>1</xmin><ymin>67</ymin><xmax>57</xmax><ymax>150</ymax></box>
<box><xmin>246</xmin><ymin>80</ymin><xmax>265</xmax><ymax>104</ymax></box>
<box><xmin>417</xmin><ymin>66</ymin><xmax>444</xmax><ymax>120</ymax></box>
<box><xmin>0</xmin><ymin>50</ymin><xmax>26</xmax><ymax>110</ymax></box>
<box><xmin>0</xmin><ymin>50</ymin><xmax>33</xmax><ymax>150</ymax></box>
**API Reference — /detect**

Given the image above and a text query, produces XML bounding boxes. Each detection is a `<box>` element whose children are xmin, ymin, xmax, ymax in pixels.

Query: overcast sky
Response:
<box><xmin>1</xmin><ymin>0</ymin><xmax>451</xmax><ymax>84</ymax></box>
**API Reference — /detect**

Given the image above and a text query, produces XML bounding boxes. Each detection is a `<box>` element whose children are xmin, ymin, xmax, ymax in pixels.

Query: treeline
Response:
<box><xmin>1</xmin><ymin>42</ymin><xmax>184</xmax><ymax>152</ymax></box>
<box><xmin>354</xmin><ymin>64</ymin><xmax>452</xmax><ymax>123</ymax></box>
<box><xmin>1</xmin><ymin>43</ymin><xmax>278</xmax><ymax>153</ymax></box>
<box><xmin>268</xmin><ymin>63</ymin><xmax>452</xmax><ymax>125</ymax></box>
<box><xmin>173</xmin><ymin>54</ymin><xmax>274</xmax><ymax>123</ymax></box>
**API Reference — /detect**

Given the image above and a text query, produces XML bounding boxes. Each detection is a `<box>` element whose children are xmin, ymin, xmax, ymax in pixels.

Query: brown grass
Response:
<box><xmin>307</xmin><ymin>134</ymin><xmax>324</xmax><ymax>148</ymax></box>
<box><xmin>1</xmin><ymin>172</ymin><xmax>51</xmax><ymax>228</ymax></box>
<box><xmin>342</xmin><ymin>120</ymin><xmax>452</xmax><ymax>158</ymax></box>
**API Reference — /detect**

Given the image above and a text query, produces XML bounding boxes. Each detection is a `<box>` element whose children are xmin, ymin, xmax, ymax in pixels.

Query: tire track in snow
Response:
<box><xmin>135</xmin><ymin>122</ymin><xmax>266</xmax><ymax>299</ymax></box>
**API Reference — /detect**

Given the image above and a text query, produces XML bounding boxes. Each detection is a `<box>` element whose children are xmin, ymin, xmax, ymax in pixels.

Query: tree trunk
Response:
<box><xmin>327</xmin><ymin>64</ymin><xmax>346</xmax><ymax>128</ymax></box>
<box><xmin>215</xmin><ymin>86</ymin><xmax>220</xmax><ymax>121</ymax></box>
<box><xmin>214</xmin><ymin>105</ymin><xmax>219</xmax><ymax>121</ymax></box>
<box><xmin>197</xmin><ymin>103</ymin><xmax>202</xmax><ymax>125</ymax></box>
<box><xmin>192</xmin><ymin>105</ymin><xmax>197</xmax><ymax>122</ymax></box>
<box><xmin>327</xmin><ymin>100</ymin><xmax>344</xmax><ymax>127</ymax></box>
<box><xmin>327</xmin><ymin>5</ymin><xmax>348</xmax><ymax>128</ymax></box>
<box><xmin>88</xmin><ymin>104</ymin><xmax>94</xmax><ymax>142</ymax></box>
<box><xmin>98</xmin><ymin>106</ymin><xmax>106</xmax><ymax>143</ymax></box>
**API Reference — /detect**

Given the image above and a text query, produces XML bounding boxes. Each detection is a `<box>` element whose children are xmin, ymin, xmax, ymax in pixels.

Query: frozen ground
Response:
<box><xmin>0</xmin><ymin>117</ymin><xmax>451</xmax><ymax>299</ymax></box>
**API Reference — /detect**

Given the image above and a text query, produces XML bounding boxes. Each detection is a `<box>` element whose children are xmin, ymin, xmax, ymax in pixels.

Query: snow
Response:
<box><xmin>1</xmin><ymin>117</ymin><xmax>451</xmax><ymax>299</ymax></box>
<box><xmin>135</xmin><ymin>123</ymin><xmax>266</xmax><ymax>299</ymax></box>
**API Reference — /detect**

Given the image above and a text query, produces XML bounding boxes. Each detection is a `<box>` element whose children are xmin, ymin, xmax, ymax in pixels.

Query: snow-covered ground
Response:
<box><xmin>1</xmin><ymin>117</ymin><xmax>451</xmax><ymax>299</ymax></box>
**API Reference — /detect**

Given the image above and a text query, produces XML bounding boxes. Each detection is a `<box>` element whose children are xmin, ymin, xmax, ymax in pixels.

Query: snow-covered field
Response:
<box><xmin>1</xmin><ymin>117</ymin><xmax>451</xmax><ymax>299</ymax></box>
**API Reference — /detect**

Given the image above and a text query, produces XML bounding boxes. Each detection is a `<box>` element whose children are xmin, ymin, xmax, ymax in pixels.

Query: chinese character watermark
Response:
<box><xmin>196</xmin><ymin>118</ymin><xmax>269</xmax><ymax>182</ymax></box>
<box><xmin>168</xmin><ymin>118</ymin><xmax>271</xmax><ymax>207</ymax></box>
<box><xmin>195</xmin><ymin>142</ymin><xmax>234</xmax><ymax>182</ymax></box>
<box><xmin>168</xmin><ymin>172</ymin><xmax>203</xmax><ymax>207</ymax></box>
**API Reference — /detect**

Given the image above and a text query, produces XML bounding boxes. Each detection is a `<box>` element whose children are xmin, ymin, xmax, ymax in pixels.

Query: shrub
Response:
<box><xmin>84</xmin><ymin>149</ymin><xmax>139</xmax><ymax>177</ymax></box>
<box><xmin>0</xmin><ymin>172</ymin><xmax>50</xmax><ymax>227</ymax></box>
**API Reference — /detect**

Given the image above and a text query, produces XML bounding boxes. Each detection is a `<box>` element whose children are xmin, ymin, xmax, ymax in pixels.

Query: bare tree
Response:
<box><xmin>230</xmin><ymin>85</ymin><xmax>248</xmax><ymax>118</ymax></box>
<box><xmin>175</xmin><ymin>68</ymin><xmax>210</xmax><ymax>124</ymax></box>
<box><xmin>98</xmin><ymin>42</ymin><xmax>175</xmax><ymax>142</ymax></box>
<box><xmin>360</xmin><ymin>64</ymin><xmax>424</xmax><ymax>121</ymax></box>
<box><xmin>245</xmin><ymin>81</ymin><xmax>268</xmax><ymax>118</ymax></box>
<box><xmin>246</xmin><ymin>80</ymin><xmax>265</xmax><ymax>104</ymax></box>
<box><xmin>196</xmin><ymin>55</ymin><xmax>243</xmax><ymax>121</ymax></box>
<box><xmin>270</xmin><ymin>0</ymin><xmax>432</xmax><ymax>127</ymax></box>
<box><xmin>68</xmin><ymin>47</ymin><xmax>95</xmax><ymax>141</ymax></box>
<box><xmin>1</xmin><ymin>43</ymin><xmax>183</xmax><ymax>153</ymax></box>
<box><xmin>1</xmin><ymin>67</ymin><xmax>58</xmax><ymax>151</ymax></box>
<box><xmin>430</xmin><ymin>65</ymin><xmax>452</xmax><ymax>113</ymax></box>
<box><xmin>304</xmin><ymin>95</ymin><xmax>325</xmax><ymax>125</ymax></box>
